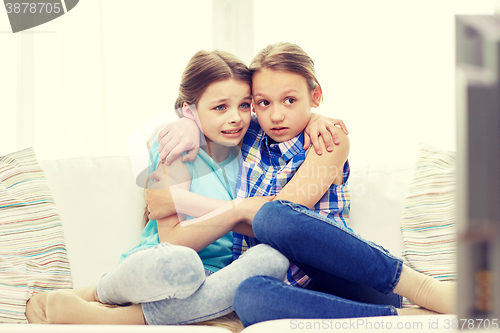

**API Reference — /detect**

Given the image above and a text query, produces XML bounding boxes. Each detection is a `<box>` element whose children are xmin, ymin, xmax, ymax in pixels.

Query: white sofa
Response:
<box><xmin>2</xmin><ymin>150</ymin><xmax>456</xmax><ymax>332</ymax></box>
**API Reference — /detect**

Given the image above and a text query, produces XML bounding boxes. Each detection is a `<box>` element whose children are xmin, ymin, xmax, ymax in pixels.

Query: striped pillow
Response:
<box><xmin>0</xmin><ymin>148</ymin><xmax>72</xmax><ymax>323</ymax></box>
<box><xmin>401</xmin><ymin>143</ymin><xmax>457</xmax><ymax>282</ymax></box>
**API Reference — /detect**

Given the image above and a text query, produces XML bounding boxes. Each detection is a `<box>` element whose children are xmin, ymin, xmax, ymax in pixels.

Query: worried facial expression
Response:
<box><xmin>252</xmin><ymin>69</ymin><xmax>320</xmax><ymax>143</ymax></box>
<box><xmin>191</xmin><ymin>78</ymin><xmax>252</xmax><ymax>147</ymax></box>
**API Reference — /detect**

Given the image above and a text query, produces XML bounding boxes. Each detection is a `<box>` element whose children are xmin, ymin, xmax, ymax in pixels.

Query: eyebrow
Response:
<box><xmin>282</xmin><ymin>89</ymin><xmax>299</xmax><ymax>95</ymax></box>
<box><xmin>211</xmin><ymin>98</ymin><xmax>228</xmax><ymax>104</ymax></box>
<box><xmin>253</xmin><ymin>89</ymin><xmax>299</xmax><ymax>98</ymax></box>
<box><xmin>210</xmin><ymin>96</ymin><xmax>252</xmax><ymax>104</ymax></box>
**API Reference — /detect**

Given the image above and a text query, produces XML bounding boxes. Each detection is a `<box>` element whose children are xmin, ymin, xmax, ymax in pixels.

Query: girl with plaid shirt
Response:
<box><xmin>159</xmin><ymin>43</ymin><xmax>456</xmax><ymax>327</ymax></box>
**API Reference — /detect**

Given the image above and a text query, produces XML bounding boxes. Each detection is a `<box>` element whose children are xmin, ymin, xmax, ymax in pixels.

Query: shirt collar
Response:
<box><xmin>264</xmin><ymin>132</ymin><xmax>306</xmax><ymax>161</ymax></box>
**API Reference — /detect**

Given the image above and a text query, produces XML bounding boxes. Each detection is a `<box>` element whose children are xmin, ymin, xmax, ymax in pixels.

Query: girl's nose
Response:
<box><xmin>228</xmin><ymin>108</ymin><xmax>243</xmax><ymax>124</ymax></box>
<box><xmin>270</xmin><ymin>107</ymin><xmax>284</xmax><ymax>122</ymax></box>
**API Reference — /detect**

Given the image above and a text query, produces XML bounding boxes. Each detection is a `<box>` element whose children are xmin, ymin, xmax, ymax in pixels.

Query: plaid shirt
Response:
<box><xmin>233</xmin><ymin>116</ymin><xmax>352</xmax><ymax>288</ymax></box>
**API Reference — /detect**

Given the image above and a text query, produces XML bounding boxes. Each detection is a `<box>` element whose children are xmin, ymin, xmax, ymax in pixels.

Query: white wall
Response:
<box><xmin>253</xmin><ymin>0</ymin><xmax>494</xmax><ymax>166</ymax></box>
<box><xmin>0</xmin><ymin>0</ymin><xmax>495</xmax><ymax>164</ymax></box>
<box><xmin>1</xmin><ymin>0</ymin><xmax>212</xmax><ymax>160</ymax></box>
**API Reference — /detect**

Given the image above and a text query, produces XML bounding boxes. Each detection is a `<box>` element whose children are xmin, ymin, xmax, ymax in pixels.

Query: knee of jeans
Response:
<box><xmin>234</xmin><ymin>276</ymin><xmax>282</xmax><ymax>327</ymax></box>
<box><xmin>251</xmin><ymin>244</ymin><xmax>289</xmax><ymax>280</ymax></box>
<box><xmin>156</xmin><ymin>244</ymin><xmax>206</xmax><ymax>292</ymax></box>
<box><xmin>254</xmin><ymin>201</ymin><xmax>302</xmax><ymax>242</ymax></box>
<box><xmin>233</xmin><ymin>276</ymin><xmax>264</xmax><ymax>325</ymax></box>
<box><xmin>253</xmin><ymin>201</ymin><xmax>282</xmax><ymax>242</ymax></box>
<box><xmin>178</xmin><ymin>247</ymin><xmax>206</xmax><ymax>290</ymax></box>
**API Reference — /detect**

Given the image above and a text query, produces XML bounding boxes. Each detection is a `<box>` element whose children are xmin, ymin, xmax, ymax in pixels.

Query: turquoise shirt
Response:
<box><xmin>121</xmin><ymin>138</ymin><xmax>239</xmax><ymax>273</ymax></box>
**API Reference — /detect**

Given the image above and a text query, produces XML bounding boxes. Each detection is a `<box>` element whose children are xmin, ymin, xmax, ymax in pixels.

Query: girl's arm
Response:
<box><xmin>147</xmin><ymin>186</ymin><xmax>257</xmax><ymax>235</ymax></box>
<box><xmin>156</xmin><ymin>201</ymin><xmax>238</xmax><ymax>252</ymax></box>
<box><xmin>157</xmin><ymin>113</ymin><xmax>348</xmax><ymax>164</ymax></box>
<box><xmin>276</xmin><ymin>129</ymin><xmax>350</xmax><ymax>208</ymax></box>
<box><xmin>148</xmin><ymin>157</ymin><xmax>266</xmax><ymax>251</ymax></box>
<box><xmin>157</xmin><ymin>196</ymin><xmax>269</xmax><ymax>252</ymax></box>
<box><xmin>146</xmin><ymin>186</ymin><xmax>228</xmax><ymax>220</ymax></box>
<box><xmin>147</xmin><ymin>154</ymin><xmax>231</xmax><ymax>220</ymax></box>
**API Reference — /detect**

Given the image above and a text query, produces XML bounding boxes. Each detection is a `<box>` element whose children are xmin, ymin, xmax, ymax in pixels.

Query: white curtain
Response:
<box><xmin>1</xmin><ymin>0</ymin><xmax>213</xmax><ymax>160</ymax></box>
<box><xmin>252</xmin><ymin>0</ymin><xmax>495</xmax><ymax>165</ymax></box>
<box><xmin>1</xmin><ymin>0</ymin><xmax>495</xmax><ymax>162</ymax></box>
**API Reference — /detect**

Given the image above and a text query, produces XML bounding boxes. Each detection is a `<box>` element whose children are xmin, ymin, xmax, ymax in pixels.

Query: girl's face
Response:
<box><xmin>191</xmin><ymin>78</ymin><xmax>252</xmax><ymax>147</ymax></box>
<box><xmin>252</xmin><ymin>69</ymin><xmax>320</xmax><ymax>143</ymax></box>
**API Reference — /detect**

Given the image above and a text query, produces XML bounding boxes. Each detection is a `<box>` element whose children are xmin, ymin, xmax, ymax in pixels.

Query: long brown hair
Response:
<box><xmin>143</xmin><ymin>50</ymin><xmax>251</xmax><ymax>228</ymax></box>
<box><xmin>174</xmin><ymin>50</ymin><xmax>252</xmax><ymax>115</ymax></box>
<box><xmin>249</xmin><ymin>42</ymin><xmax>322</xmax><ymax>99</ymax></box>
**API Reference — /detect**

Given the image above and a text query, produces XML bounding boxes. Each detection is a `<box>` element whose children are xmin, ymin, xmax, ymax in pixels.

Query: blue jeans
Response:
<box><xmin>233</xmin><ymin>200</ymin><xmax>402</xmax><ymax>327</ymax></box>
<box><xmin>97</xmin><ymin>242</ymin><xmax>289</xmax><ymax>325</ymax></box>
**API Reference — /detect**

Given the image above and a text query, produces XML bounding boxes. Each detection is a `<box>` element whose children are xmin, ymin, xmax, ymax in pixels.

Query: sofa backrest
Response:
<box><xmin>40</xmin><ymin>156</ymin><xmax>145</xmax><ymax>288</ymax></box>
<box><xmin>41</xmin><ymin>156</ymin><xmax>414</xmax><ymax>288</ymax></box>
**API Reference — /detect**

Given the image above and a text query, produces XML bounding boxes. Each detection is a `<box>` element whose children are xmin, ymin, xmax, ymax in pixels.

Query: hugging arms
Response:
<box><xmin>26</xmin><ymin>43</ymin><xmax>455</xmax><ymax>328</ymax></box>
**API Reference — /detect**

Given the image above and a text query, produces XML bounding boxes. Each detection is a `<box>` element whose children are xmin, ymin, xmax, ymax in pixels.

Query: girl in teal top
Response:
<box><xmin>121</xmin><ymin>137</ymin><xmax>239</xmax><ymax>273</ymax></box>
<box><xmin>26</xmin><ymin>48</ymin><xmax>333</xmax><ymax>326</ymax></box>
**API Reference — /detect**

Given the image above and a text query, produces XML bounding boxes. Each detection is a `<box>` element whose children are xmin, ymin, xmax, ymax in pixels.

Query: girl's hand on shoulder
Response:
<box><xmin>234</xmin><ymin>196</ymin><xmax>275</xmax><ymax>224</ymax></box>
<box><xmin>304</xmin><ymin>113</ymin><xmax>349</xmax><ymax>155</ymax></box>
<box><xmin>157</xmin><ymin>117</ymin><xmax>200</xmax><ymax>166</ymax></box>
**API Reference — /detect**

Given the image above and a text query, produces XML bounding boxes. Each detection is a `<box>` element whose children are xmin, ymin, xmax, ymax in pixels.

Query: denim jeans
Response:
<box><xmin>97</xmin><ymin>242</ymin><xmax>289</xmax><ymax>325</ymax></box>
<box><xmin>233</xmin><ymin>200</ymin><xmax>402</xmax><ymax>327</ymax></box>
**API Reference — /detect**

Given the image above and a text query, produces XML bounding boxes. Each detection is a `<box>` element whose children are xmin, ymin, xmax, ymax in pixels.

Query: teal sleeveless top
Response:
<box><xmin>120</xmin><ymin>137</ymin><xmax>239</xmax><ymax>273</ymax></box>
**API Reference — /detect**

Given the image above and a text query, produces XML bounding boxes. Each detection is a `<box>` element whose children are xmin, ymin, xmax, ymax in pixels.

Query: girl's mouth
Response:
<box><xmin>221</xmin><ymin>128</ymin><xmax>242</xmax><ymax>137</ymax></box>
<box><xmin>271</xmin><ymin>127</ymin><xmax>288</xmax><ymax>135</ymax></box>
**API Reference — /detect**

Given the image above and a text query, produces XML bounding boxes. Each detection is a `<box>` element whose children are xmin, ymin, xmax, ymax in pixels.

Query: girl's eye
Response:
<box><xmin>257</xmin><ymin>100</ymin><xmax>270</xmax><ymax>107</ymax></box>
<box><xmin>214</xmin><ymin>105</ymin><xmax>227</xmax><ymax>111</ymax></box>
<box><xmin>284</xmin><ymin>97</ymin><xmax>296</xmax><ymax>105</ymax></box>
<box><xmin>240</xmin><ymin>102</ymin><xmax>251</xmax><ymax>109</ymax></box>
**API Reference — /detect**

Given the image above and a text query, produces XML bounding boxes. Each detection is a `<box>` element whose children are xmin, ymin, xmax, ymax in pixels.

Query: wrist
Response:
<box><xmin>229</xmin><ymin>202</ymin><xmax>244</xmax><ymax>225</ymax></box>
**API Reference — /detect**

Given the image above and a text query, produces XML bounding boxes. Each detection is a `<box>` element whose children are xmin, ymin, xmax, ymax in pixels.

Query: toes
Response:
<box><xmin>25</xmin><ymin>293</ymin><xmax>49</xmax><ymax>324</ymax></box>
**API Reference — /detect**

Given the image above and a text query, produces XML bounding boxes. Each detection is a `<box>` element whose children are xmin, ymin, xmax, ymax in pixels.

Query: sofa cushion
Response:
<box><xmin>348</xmin><ymin>161</ymin><xmax>414</xmax><ymax>257</ymax></box>
<box><xmin>0</xmin><ymin>148</ymin><xmax>72</xmax><ymax>323</ymax></box>
<box><xmin>39</xmin><ymin>156</ymin><xmax>145</xmax><ymax>289</ymax></box>
<box><xmin>400</xmin><ymin>143</ymin><xmax>456</xmax><ymax>281</ymax></box>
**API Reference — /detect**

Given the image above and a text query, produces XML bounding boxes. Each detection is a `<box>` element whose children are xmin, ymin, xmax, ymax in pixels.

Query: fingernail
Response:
<box><xmin>327</xmin><ymin>146</ymin><xmax>333</xmax><ymax>151</ymax></box>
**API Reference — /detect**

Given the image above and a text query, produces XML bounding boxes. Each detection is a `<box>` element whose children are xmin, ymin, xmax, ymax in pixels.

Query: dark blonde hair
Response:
<box><xmin>143</xmin><ymin>50</ymin><xmax>251</xmax><ymax>229</ymax></box>
<box><xmin>174</xmin><ymin>50</ymin><xmax>252</xmax><ymax>116</ymax></box>
<box><xmin>249</xmin><ymin>42</ymin><xmax>322</xmax><ymax>100</ymax></box>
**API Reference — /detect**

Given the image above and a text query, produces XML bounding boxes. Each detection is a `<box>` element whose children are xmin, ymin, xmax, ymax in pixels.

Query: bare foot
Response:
<box><xmin>26</xmin><ymin>285</ymin><xmax>99</xmax><ymax>324</ymax></box>
<box><xmin>45</xmin><ymin>290</ymin><xmax>145</xmax><ymax>324</ymax></box>
<box><xmin>66</xmin><ymin>285</ymin><xmax>99</xmax><ymax>303</ymax></box>
<box><xmin>26</xmin><ymin>291</ymin><xmax>49</xmax><ymax>324</ymax></box>
<box><xmin>393</xmin><ymin>265</ymin><xmax>456</xmax><ymax>314</ymax></box>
